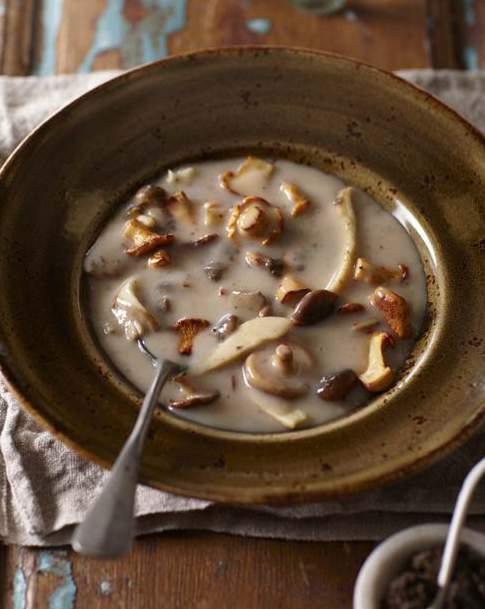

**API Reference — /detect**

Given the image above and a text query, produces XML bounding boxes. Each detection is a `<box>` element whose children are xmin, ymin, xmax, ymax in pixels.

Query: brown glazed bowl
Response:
<box><xmin>0</xmin><ymin>48</ymin><xmax>484</xmax><ymax>504</ymax></box>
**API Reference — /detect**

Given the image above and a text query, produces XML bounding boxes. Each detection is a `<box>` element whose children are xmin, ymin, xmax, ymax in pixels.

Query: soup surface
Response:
<box><xmin>84</xmin><ymin>157</ymin><xmax>426</xmax><ymax>433</ymax></box>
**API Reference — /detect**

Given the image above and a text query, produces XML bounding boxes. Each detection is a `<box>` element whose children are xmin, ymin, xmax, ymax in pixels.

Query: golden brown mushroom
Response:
<box><xmin>173</xmin><ymin>318</ymin><xmax>210</xmax><ymax>356</ymax></box>
<box><xmin>354</xmin><ymin>257</ymin><xmax>407</xmax><ymax>285</ymax></box>
<box><xmin>370</xmin><ymin>286</ymin><xmax>412</xmax><ymax>339</ymax></box>
<box><xmin>123</xmin><ymin>218</ymin><xmax>174</xmax><ymax>256</ymax></box>
<box><xmin>280</xmin><ymin>181</ymin><xmax>311</xmax><ymax>217</ymax></box>
<box><xmin>275</xmin><ymin>274</ymin><xmax>310</xmax><ymax>306</ymax></box>
<box><xmin>359</xmin><ymin>332</ymin><xmax>394</xmax><ymax>392</ymax></box>
<box><xmin>219</xmin><ymin>157</ymin><xmax>274</xmax><ymax>196</ymax></box>
<box><xmin>226</xmin><ymin>197</ymin><xmax>284</xmax><ymax>245</ymax></box>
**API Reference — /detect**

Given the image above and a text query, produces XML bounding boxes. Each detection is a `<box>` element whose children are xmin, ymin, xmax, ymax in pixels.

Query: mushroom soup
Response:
<box><xmin>84</xmin><ymin>157</ymin><xmax>426</xmax><ymax>433</ymax></box>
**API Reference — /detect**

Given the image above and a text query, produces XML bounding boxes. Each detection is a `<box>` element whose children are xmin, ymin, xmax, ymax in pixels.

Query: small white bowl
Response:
<box><xmin>353</xmin><ymin>524</ymin><xmax>485</xmax><ymax>609</ymax></box>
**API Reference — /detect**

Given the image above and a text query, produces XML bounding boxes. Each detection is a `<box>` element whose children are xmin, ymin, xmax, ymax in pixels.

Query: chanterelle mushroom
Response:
<box><xmin>244</xmin><ymin>343</ymin><xmax>313</xmax><ymax>398</ymax></box>
<box><xmin>359</xmin><ymin>332</ymin><xmax>394</xmax><ymax>392</ymax></box>
<box><xmin>219</xmin><ymin>157</ymin><xmax>274</xmax><ymax>196</ymax></box>
<box><xmin>111</xmin><ymin>277</ymin><xmax>159</xmax><ymax>340</ymax></box>
<box><xmin>325</xmin><ymin>187</ymin><xmax>357</xmax><ymax>294</ymax></box>
<box><xmin>173</xmin><ymin>318</ymin><xmax>210</xmax><ymax>356</ymax></box>
<box><xmin>280</xmin><ymin>181</ymin><xmax>311</xmax><ymax>217</ymax></box>
<box><xmin>226</xmin><ymin>197</ymin><xmax>284</xmax><ymax>245</ymax></box>
<box><xmin>370</xmin><ymin>286</ymin><xmax>412</xmax><ymax>339</ymax></box>
<box><xmin>354</xmin><ymin>257</ymin><xmax>407</xmax><ymax>285</ymax></box>
<box><xmin>123</xmin><ymin>218</ymin><xmax>174</xmax><ymax>256</ymax></box>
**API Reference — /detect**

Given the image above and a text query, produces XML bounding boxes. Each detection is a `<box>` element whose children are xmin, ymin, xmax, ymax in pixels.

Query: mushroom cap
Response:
<box><xmin>243</xmin><ymin>343</ymin><xmax>313</xmax><ymax>398</ymax></box>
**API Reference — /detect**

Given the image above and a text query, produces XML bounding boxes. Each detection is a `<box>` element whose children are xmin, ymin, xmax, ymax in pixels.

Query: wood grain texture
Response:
<box><xmin>461</xmin><ymin>0</ymin><xmax>483</xmax><ymax>69</ymax></box>
<box><xmin>0</xmin><ymin>0</ymin><xmax>37</xmax><ymax>75</ymax></box>
<box><xmin>426</xmin><ymin>0</ymin><xmax>466</xmax><ymax>69</ymax></box>
<box><xmin>26</xmin><ymin>0</ymin><xmax>433</xmax><ymax>75</ymax></box>
<box><xmin>1</xmin><ymin>535</ymin><xmax>374</xmax><ymax>609</ymax></box>
<box><xmin>172</xmin><ymin>0</ymin><xmax>431</xmax><ymax>70</ymax></box>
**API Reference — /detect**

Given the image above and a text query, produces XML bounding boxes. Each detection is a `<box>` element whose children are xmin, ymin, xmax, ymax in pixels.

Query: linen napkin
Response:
<box><xmin>1</xmin><ymin>69</ymin><xmax>485</xmax><ymax>546</ymax></box>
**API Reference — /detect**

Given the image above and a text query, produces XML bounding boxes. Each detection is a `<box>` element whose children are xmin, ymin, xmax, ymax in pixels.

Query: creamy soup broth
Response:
<box><xmin>84</xmin><ymin>157</ymin><xmax>426</xmax><ymax>433</ymax></box>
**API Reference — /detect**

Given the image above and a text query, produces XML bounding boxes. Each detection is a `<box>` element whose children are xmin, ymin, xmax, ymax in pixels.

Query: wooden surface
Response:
<box><xmin>0</xmin><ymin>0</ymin><xmax>484</xmax><ymax>75</ymax></box>
<box><xmin>0</xmin><ymin>1</ymin><xmax>481</xmax><ymax>608</ymax></box>
<box><xmin>3</xmin><ymin>535</ymin><xmax>374</xmax><ymax>609</ymax></box>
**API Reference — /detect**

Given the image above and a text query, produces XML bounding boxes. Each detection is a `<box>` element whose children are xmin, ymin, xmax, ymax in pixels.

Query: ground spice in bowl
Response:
<box><xmin>382</xmin><ymin>546</ymin><xmax>485</xmax><ymax>609</ymax></box>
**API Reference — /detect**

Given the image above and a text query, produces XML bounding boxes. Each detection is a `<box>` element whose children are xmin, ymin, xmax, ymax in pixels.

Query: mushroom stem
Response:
<box><xmin>273</xmin><ymin>345</ymin><xmax>294</xmax><ymax>375</ymax></box>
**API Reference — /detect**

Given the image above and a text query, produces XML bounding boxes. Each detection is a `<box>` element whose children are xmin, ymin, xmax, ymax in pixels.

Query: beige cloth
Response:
<box><xmin>1</xmin><ymin>69</ymin><xmax>485</xmax><ymax>546</ymax></box>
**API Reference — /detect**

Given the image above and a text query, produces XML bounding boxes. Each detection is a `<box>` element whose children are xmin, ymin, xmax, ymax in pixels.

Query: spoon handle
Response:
<box><xmin>71</xmin><ymin>359</ymin><xmax>177</xmax><ymax>558</ymax></box>
<box><xmin>428</xmin><ymin>456</ymin><xmax>485</xmax><ymax>609</ymax></box>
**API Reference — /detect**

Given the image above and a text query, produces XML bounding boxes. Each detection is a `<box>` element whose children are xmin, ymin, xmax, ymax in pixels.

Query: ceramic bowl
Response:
<box><xmin>354</xmin><ymin>524</ymin><xmax>485</xmax><ymax>609</ymax></box>
<box><xmin>0</xmin><ymin>48</ymin><xmax>484</xmax><ymax>503</ymax></box>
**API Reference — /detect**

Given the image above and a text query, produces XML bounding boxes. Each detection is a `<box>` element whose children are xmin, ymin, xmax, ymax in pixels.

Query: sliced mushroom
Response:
<box><xmin>211</xmin><ymin>314</ymin><xmax>240</xmax><ymax>341</ymax></box>
<box><xmin>337</xmin><ymin>302</ymin><xmax>366</xmax><ymax>315</ymax></box>
<box><xmin>173</xmin><ymin>318</ymin><xmax>210</xmax><ymax>356</ymax></box>
<box><xmin>280</xmin><ymin>181</ymin><xmax>311</xmax><ymax>217</ymax></box>
<box><xmin>219</xmin><ymin>157</ymin><xmax>274</xmax><ymax>196</ymax></box>
<box><xmin>245</xmin><ymin>250</ymin><xmax>285</xmax><ymax>277</ymax></box>
<box><xmin>291</xmin><ymin>289</ymin><xmax>338</xmax><ymax>326</ymax></box>
<box><xmin>166</xmin><ymin>191</ymin><xmax>194</xmax><ymax>224</ymax></box>
<box><xmin>123</xmin><ymin>218</ymin><xmax>175</xmax><ymax>256</ymax></box>
<box><xmin>247</xmin><ymin>390</ymin><xmax>308</xmax><ymax>430</ymax></box>
<box><xmin>203</xmin><ymin>201</ymin><xmax>225</xmax><ymax>226</ymax></box>
<box><xmin>127</xmin><ymin>184</ymin><xmax>167</xmax><ymax>216</ymax></box>
<box><xmin>147</xmin><ymin>249</ymin><xmax>171</xmax><ymax>269</ymax></box>
<box><xmin>193</xmin><ymin>316</ymin><xmax>292</xmax><ymax>374</ymax></box>
<box><xmin>325</xmin><ymin>187</ymin><xmax>357</xmax><ymax>294</ymax></box>
<box><xmin>229</xmin><ymin>290</ymin><xmax>266</xmax><ymax>318</ymax></box>
<box><xmin>354</xmin><ymin>257</ymin><xmax>407</xmax><ymax>285</ymax></box>
<box><xmin>316</xmin><ymin>370</ymin><xmax>359</xmax><ymax>401</ymax></box>
<box><xmin>111</xmin><ymin>277</ymin><xmax>159</xmax><ymax>340</ymax></box>
<box><xmin>359</xmin><ymin>332</ymin><xmax>394</xmax><ymax>392</ymax></box>
<box><xmin>244</xmin><ymin>343</ymin><xmax>313</xmax><ymax>398</ymax></box>
<box><xmin>169</xmin><ymin>375</ymin><xmax>220</xmax><ymax>409</ymax></box>
<box><xmin>226</xmin><ymin>197</ymin><xmax>284</xmax><ymax>245</ymax></box>
<box><xmin>203</xmin><ymin>261</ymin><xmax>226</xmax><ymax>282</ymax></box>
<box><xmin>275</xmin><ymin>274</ymin><xmax>310</xmax><ymax>306</ymax></box>
<box><xmin>370</xmin><ymin>286</ymin><xmax>412</xmax><ymax>339</ymax></box>
<box><xmin>166</xmin><ymin>166</ymin><xmax>196</xmax><ymax>185</ymax></box>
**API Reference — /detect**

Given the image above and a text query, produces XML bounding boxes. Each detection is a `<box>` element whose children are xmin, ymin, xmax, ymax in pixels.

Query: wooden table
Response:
<box><xmin>0</xmin><ymin>1</ymin><xmax>483</xmax><ymax>607</ymax></box>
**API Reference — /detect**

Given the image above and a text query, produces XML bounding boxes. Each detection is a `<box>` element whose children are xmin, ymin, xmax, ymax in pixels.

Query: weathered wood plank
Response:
<box><xmin>2</xmin><ymin>535</ymin><xmax>374</xmax><ymax>609</ymax></box>
<box><xmin>461</xmin><ymin>0</ymin><xmax>483</xmax><ymax>69</ymax></box>
<box><xmin>26</xmin><ymin>0</ymin><xmax>433</xmax><ymax>75</ymax></box>
<box><xmin>172</xmin><ymin>0</ymin><xmax>430</xmax><ymax>70</ymax></box>
<box><xmin>0</xmin><ymin>0</ymin><xmax>37</xmax><ymax>75</ymax></box>
<box><xmin>426</xmin><ymin>0</ymin><xmax>466</xmax><ymax>69</ymax></box>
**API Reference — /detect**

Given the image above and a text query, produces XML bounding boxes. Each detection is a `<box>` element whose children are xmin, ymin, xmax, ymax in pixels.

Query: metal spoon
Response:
<box><xmin>427</xmin><ymin>456</ymin><xmax>485</xmax><ymax>609</ymax></box>
<box><xmin>71</xmin><ymin>338</ymin><xmax>185</xmax><ymax>558</ymax></box>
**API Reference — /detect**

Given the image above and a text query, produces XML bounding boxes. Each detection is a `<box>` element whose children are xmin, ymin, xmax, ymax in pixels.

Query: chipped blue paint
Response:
<box><xmin>99</xmin><ymin>580</ymin><xmax>113</xmax><ymax>595</ymax></box>
<box><xmin>12</xmin><ymin>567</ymin><xmax>27</xmax><ymax>609</ymax></box>
<box><xmin>246</xmin><ymin>18</ymin><xmax>272</xmax><ymax>35</ymax></box>
<box><xmin>78</xmin><ymin>0</ymin><xmax>187</xmax><ymax>73</ymax></box>
<box><xmin>78</xmin><ymin>0</ymin><xmax>128</xmax><ymax>73</ymax></box>
<box><xmin>35</xmin><ymin>0</ymin><xmax>64</xmax><ymax>76</ymax></box>
<box><xmin>38</xmin><ymin>551</ymin><xmax>77</xmax><ymax>609</ymax></box>
<box><xmin>464</xmin><ymin>46</ymin><xmax>479</xmax><ymax>70</ymax></box>
<box><xmin>463</xmin><ymin>0</ymin><xmax>476</xmax><ymax>27</ymax></box>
